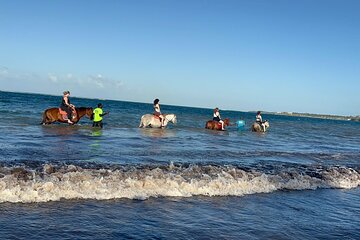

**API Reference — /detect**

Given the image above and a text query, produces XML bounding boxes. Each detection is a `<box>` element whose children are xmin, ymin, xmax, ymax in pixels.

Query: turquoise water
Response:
<box><xmin>0</xmin><ymin>91</ymin><xmax>359</xmax><ymax>239</ymax></box>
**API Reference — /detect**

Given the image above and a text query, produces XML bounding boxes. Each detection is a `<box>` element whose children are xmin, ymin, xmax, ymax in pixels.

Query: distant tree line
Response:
<box><xmin>267</xmin><ymin>111</ymin><xmax>360</xmax><ymax>122</ymax></box>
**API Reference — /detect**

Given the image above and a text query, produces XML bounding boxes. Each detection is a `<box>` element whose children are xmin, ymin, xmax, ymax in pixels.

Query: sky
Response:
<box><xmin>0</xmin><ymin>0</ymin><xmax>359</xmax><ymax>116</ymax></box>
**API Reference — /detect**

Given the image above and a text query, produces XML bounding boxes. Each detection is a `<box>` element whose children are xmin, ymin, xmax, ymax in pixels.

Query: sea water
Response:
<box><xmin>0</xmin><ymin>91</ymin><xmax>359</xmax><ymax>239</ymax></box>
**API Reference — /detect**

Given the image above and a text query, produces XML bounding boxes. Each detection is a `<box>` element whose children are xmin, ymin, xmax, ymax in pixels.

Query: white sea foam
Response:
<box><xmin>0</xmin><ymin>164</ymin><xmax>359</xmax><ymax>203</ymax></box>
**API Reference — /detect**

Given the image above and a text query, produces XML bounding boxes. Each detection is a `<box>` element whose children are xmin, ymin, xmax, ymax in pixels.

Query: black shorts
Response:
<box><xmin>213</xmin><ymin>117</ymin><xmax>221</xmax><ymax>122</ymax></box>
<box><xmin>93</xmin><ymin>121</ymin><xmax>103</xmax><ymax>128</ymax></box>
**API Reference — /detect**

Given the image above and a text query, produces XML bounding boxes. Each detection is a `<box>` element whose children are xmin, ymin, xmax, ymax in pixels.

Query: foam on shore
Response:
<box><xmin>0</xmin><ymin>163</ymin><xmax>359</xmax><ymax>203</ymax></box>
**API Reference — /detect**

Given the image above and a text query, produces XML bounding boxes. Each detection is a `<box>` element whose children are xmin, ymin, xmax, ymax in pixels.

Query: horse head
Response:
<box><xmin>165</xmin><ymin>114</ymin><xmax>177</xmax><ymax>124</ymax></box>
<box><xmin>264</xmin><ymin>120</ymin><xmax>270</xmax><ymax>129</ymax></box>
<box><xmin>75</xmin><ymin>107</ymin><xmax>93</xmax><ymax>119</ymax></box>
<box><xmin>223</xmin><ymin>118</ymin><xmax>230</xmax><ymax>126</ymax></box>
<box><xmin>171</xmin><ymin>115</ymin><xmax>177</xmax><ymax>124</ymax></box>
<box><xmin>85</xmin><ymin>107</ymin><xmax>93</xmax><ymax>118</ymax></box>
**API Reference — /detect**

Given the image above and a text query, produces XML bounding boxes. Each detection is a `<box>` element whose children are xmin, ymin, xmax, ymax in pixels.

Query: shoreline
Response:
<box><xmin>264</xmin><ymin>111</ymin><xmax>360</xmax><ymax>122</ymax></box>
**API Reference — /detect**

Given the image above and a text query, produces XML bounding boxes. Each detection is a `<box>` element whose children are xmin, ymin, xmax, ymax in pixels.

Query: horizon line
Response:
<box><xmin>1</xmin><ymin>89</ymin><xmax>356</xmax><ymax>118</ymax></box>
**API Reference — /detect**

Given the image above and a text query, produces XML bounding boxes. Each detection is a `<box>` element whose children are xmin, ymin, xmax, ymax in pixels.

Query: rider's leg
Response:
<box><xmin>220</xmin><ymin>120</ymin><xmax>225</xmax><ymax>130</ymax></box>
<box><xmin>160</xmin><ymin>115</ymin><xmax>165</xmax><ymax>127</ymax></box>
<box><xmin>66</xmin><ymin>107</ymin><xmax>72</xmax><ymax>120</ymax></box>
<box><xmin>65</xmin><ymin>108</ymin><xmax>73</xmax><ymax>124</ymax></box>
<box><xmin>71</xmin><ymin>107</ymin><xmax>76</xmax><ymax>120</ymax></box>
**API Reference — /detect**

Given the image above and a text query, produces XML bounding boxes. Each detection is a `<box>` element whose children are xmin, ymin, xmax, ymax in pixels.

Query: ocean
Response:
<box><xmin>0</xmin><ymin>91</ymin><xmax>359</xmax><ymax>239</ymax></box>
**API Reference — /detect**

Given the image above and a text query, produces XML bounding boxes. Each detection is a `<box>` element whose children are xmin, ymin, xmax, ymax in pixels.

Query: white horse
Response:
<box><xmin>139</xmin><ymin>114</ymin><xmax>177</xmax><ymax>128</ymax></box>
<box><xmin>251</xmin><ymin>121</ymin><xmax>270</xmax><ymax>132</ymax></box>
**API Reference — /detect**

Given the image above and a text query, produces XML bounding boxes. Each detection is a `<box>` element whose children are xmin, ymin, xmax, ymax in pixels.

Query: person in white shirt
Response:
<box><xmin>153</xmin><ymin>98</ymin><xmax>165</xmax><ymax>127</ymax></box>
<box><xmin>213</xmin><ymin>107</ymin><xmax>225</xmax><ymax>130</ymax></box>
<box><xmin>256</xmin><ymin>111</ymin><xmax>266</xmax><ymax>131</ymax></box>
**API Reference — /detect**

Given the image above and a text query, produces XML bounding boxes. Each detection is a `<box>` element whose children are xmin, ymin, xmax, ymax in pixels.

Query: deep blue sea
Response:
<box><xmin>0</xmin><ymin>91</ymin><xmax>359</xmax><ymax>239</ymax></box>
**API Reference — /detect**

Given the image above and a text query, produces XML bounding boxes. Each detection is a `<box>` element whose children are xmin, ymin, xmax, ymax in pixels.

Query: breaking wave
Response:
<box><xmin>0</xmin><ymin>163</ymin><xmax>359</xmax><ymax>203</ymax></box>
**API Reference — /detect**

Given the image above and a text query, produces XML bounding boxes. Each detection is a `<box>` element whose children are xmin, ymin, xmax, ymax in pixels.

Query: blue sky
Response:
<box><xmin>0</xmin><ymin>0</ymin><xmax>359</xmax><ymax>115</ymax></box>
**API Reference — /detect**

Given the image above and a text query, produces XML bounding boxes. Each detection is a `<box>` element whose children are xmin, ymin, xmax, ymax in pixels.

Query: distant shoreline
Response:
<box><xmin>264</xmin><ymin>111</ymin><xmax>360</xmax><ymax>122</ymax></box>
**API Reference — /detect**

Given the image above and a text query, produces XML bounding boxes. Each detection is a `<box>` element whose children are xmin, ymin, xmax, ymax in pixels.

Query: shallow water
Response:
<box><xmin>1</xmin><ymin>189</ymin><xmax>359</xmax><ymax>239</ymax></box>
<box><xmin>0</xmin><ymin>91</ymin><xmax>359</xmax><ymax>239</ymax></box>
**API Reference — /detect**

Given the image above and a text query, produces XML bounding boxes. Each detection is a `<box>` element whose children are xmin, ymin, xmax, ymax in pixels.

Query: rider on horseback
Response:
<box><xmin>60</xmin><ymin>91</ymin><xmax>75</xmax><ymax>124</ymax></box>
<box><xmin>256</xmin><ymin>111</ymin><xmax>266</xmax><ymax>131</ymax></box>
<box><xmin>213</xmin><ymin>107</ymin><xmax>225</xmax><ymax>130</ymax></box>
<box><xmin>153</xmin><ymin>98</ymin><xmax>165</xmax><ymax>127</ymax></box>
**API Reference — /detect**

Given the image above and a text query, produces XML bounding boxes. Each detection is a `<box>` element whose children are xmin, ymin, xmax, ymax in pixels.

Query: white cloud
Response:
<box><xmin>87</xmin><ymin>74</ymin><xmax>124</xmax><ymax>89</ymax></box>
<box><xmin>1</xmin><ymin>69</ymin><xmax>129</xmax><ymax>101</ymax></box>
<box><xmin>48</xmin><ymin>73</ymin><xmax>58</xmax><ymax>83</ymax></box>
<box><xmin>94</xmin><ymin>80</ymin><xmax>105</xmax><ymax>88</ymax></box>
<box><xmin>116</xmin><ymin>81</ymin><xmax>124</xmax><ymax>88</ymax></box>
<box><xmin>0</xmin><ymin>66</ymin><xmax>9</xmax><ymax>76</ymax></box>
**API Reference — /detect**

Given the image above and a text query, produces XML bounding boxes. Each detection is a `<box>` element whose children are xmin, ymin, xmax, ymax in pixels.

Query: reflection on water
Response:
<box><xmin>205</xmin><ymin>129</ymin><xmax>230</xmax><ymax>136</ymax></box>
<box><xmin>91</xmin><ymin>128</ymin><xmax>103</xmax><ymax>137</ymax></box>
<box><xmin>139</xmin><ymin>128</ymin><xmax>177</xmax><ymax>138</ymax></box>
<box><xmin>89</xmin><ymin>129</ymin><xmax>103</xmax><ymax>153</ymax></box>
<box><xmin>41</xmin><ymin>125</ymin><xmax>83</xmax><ymax>136</ymax></box>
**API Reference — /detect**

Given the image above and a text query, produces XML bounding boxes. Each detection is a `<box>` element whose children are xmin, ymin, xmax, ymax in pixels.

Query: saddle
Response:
<box><xmin>59</xmin><ymin>108</ymin><xmax>68</xmax><ymax>120</ymax></box>
<box><xmin>215</xmin><ymin>121</ymin><xmax>222</xmax><ymax>128</ymax></box>
<box><xmin>58</xmin><ymin>108</ymin><xmax>77</xmax><ymax>121</ymax></box>
<box><xmin>210</xmin><ymin>120</ymin><xmax>223</xmax><ymax>129</ymax></box>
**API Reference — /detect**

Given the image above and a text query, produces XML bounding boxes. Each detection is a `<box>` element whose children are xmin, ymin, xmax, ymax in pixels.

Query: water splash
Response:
<box><xmin>0</xmin><ymin>163</ymin><xmax>359</xmax><ymax>203</ymax></box>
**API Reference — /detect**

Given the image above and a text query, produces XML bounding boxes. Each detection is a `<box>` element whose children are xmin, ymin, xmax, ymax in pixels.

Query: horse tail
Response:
<box><xmin>138</xmin><ymin>115</ymin><xmax>143</xmax><ymax>128</ymax></box>
<box><xmin>41</xmin><ymin>110</ymin><xmax>47</xmax><ymax>125</ymax></box>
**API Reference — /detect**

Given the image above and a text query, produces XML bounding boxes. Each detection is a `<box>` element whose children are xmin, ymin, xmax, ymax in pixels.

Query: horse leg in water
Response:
<box><xmin>41</xmin><ymin>110</ymin><xmax>59</xmax><ymax>125</ymax></box>
<box><xmin>139</xmin><ymin>117</ymin><xmax>149</xmax><ymax>128</ymax></box>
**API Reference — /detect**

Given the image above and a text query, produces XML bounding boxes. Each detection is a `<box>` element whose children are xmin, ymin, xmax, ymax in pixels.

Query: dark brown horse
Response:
<box><xmin>41</xmin><ymin>107</ymin><xmax>93</xmax><ymax>125</ymax></box>
<box><xmin>205</xmin><ymin>118</ymin><xmax>230</xmax><ymax>131</ymax></box>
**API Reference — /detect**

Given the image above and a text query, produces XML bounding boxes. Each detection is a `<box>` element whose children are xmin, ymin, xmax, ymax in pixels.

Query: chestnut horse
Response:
<box><xmin>41</xmin><ymin>107</ymin><xmax>93</xmax><ymax>125</ymax></box>
<box><xmin>205</xmin><ymin>118</ymin><xmax>230</xmax><ymax>131</ymax></box>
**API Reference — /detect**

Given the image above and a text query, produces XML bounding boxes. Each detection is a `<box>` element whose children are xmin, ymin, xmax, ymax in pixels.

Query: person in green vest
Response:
<box><xmin>92</xmin><ymin>103</ymin><xmax>109</xmax><ymax>128</ymax></box>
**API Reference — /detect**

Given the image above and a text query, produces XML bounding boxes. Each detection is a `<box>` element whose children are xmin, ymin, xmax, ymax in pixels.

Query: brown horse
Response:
<box><xmin>41</xmin><ymin>107</ymin><xmax>93</xmax><ymax>125</ymax></box>
<box><xmin>205</xmin><ymin>118</ymin><xmax>230</xmax><ymax>131</ymax></box>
